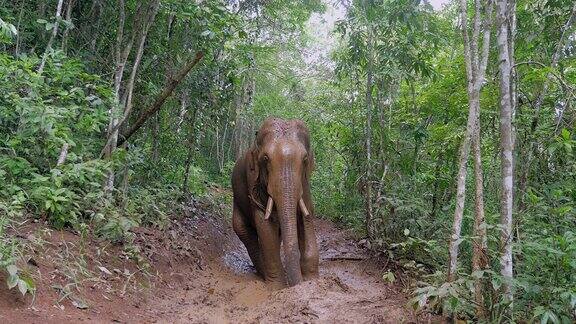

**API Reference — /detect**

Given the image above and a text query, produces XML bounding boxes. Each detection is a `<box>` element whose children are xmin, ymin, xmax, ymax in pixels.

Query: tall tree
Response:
<box><xmin>103</xmin><ymin>0</ymin><xmax>159</xmax><ymax>194</ymax></box>
<box><xmin>37</xmin><ymin>0</ymin><xmax>64</xmax><ymax>74</ymax></box>
<box><xmin>448</xmin><ymin>0</ymin><xmax>493</xmax><ymax>303</ymax></box>
<box><xmin>495</xmin><ymin>0</ymin><xmax>515</xmax><ymax>307</ymax></box>
<box><xmin>364</xmin><ymin>27</ymin><xmax>374</xmax><ymax>236</ymax></box>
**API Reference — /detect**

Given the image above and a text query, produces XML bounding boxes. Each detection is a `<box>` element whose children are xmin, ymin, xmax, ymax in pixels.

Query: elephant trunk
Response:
<box><xmin>275</xmin><ymin>166</ymin><xmax>303</xmax><ymax>286</ymax></box>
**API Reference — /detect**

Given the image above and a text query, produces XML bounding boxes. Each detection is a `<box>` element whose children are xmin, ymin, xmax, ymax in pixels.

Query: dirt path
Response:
<box><xmin>147</xmin><ymin>218</ymin><xmax>430</xmax><ymax>324</ymax></box>
<box><xmin>1</xmin><ymin>200</ymin><xmax>438</xmax><ymax>323</ymax></box>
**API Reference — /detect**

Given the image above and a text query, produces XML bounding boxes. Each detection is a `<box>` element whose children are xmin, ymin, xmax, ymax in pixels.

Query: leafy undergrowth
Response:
<box><xmin>0</xmin><ymin>188</ymin><xmax>228</xmax><ymax>322</ymax></box>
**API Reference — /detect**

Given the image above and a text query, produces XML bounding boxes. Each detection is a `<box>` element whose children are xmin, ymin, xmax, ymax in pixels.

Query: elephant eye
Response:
<box><xmin>262</xmin><ymin>154</ymin><xmax>269</xmax><ymax>162</ymax></box>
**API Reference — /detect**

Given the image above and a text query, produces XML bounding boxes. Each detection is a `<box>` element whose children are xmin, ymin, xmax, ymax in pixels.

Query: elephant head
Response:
<box><xmin>248</xmin><ymin>118</ymin><xmax>314</xmax><ymax>286</ymax></box>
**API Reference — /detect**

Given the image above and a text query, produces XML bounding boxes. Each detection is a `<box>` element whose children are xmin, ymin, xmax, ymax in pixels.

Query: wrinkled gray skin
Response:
<box><xmin>231</xmin><ymin>118</ymin><xmax>319</xmax><ymax>288</ymax></box>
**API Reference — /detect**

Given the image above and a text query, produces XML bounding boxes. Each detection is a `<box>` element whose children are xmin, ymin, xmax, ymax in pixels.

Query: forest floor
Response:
<box><xmin>0</xmin><ymin>191</ymin><xmax>441</xmax><ymax>323</ymax></box>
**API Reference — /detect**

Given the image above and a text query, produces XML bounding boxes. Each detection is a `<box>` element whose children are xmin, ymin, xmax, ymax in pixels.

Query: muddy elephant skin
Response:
<box><xmin>231</xmin><ymin>118</ymin><xmax>319</xmax><ymax>288</ymax></box>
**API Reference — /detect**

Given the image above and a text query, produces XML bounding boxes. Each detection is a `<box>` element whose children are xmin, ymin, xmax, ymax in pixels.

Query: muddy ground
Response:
<box><xmin>0</xmin><ymin>197</ymin><xmax>440</xmax><ymax>323</ymax></box>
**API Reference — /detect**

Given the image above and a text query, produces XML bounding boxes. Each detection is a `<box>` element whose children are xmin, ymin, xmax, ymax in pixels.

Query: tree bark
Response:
<box><xmin>103</xmin><ymin>0</ymin><xmax>159</xmax><ymax>194</ymax></box>
<box><xmin>496</xmin><ymin>0</ymin><xmax>515</xmax><ymax>307</ymax></box>
<box><xmin>104</xmin><ymin>0</ymin><xmax>134</xmax><ymax>194</ymax></box>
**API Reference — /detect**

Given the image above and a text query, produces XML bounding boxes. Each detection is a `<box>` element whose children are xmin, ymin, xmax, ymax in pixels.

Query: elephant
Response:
<box><xmin>231</xmin><ymin>118</ymin><xmax>319</xmax><ymax>288</ymax></box>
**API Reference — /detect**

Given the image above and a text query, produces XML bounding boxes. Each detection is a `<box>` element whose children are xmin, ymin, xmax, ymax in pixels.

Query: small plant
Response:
<box><xmin>0</xmin><ymin>218</ymin><xmax>35</xmax><ymax>296</ymax></box>
<box><xmin>5</xmin><ymin>265</ymin><xmax>35</xmax><ymax>296</ymax></box>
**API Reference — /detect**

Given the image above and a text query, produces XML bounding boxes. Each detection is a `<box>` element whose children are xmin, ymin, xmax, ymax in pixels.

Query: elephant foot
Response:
<box><xmin>302</xmin><ymin>272</ymin><xmax>319</xmax><ymax>282</ymax></box>
<box><xmin>265</xmin><ymin>279</ymin><xmax>286</xmax><ymax>290</ymax></box>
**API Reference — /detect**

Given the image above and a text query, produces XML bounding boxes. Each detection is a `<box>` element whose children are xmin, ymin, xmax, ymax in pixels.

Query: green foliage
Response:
<box><xmin>0</xmin><ymin>52</ymin><xmax>110</xmax><ymax>228</ymax></box>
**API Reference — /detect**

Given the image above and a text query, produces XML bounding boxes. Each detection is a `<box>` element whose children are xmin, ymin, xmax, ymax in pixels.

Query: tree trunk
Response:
<box><xmin>14</xmin><ymin>1</ymin><xmax>24</xmax><ymax>56</ymax></box>
<box><xmin>104</xmin><ymin>0</ymin><xmax>135</xmax><ymax>195</ymax></box>
<box><xmin>151</xmin><ymin>112</ymin><xmax>160</xmax><ymax>162</ymax></box>
<box><xmin>471</xmin><ymin>119</ymin><xmax>488</xmax><ymax>319</ymax></box>
<box><xmin>364</xmin><ymin>30</ymin><xmax>374</xmax><ymax>237</ymax></box>
<box><xmin>182</xmin><ymin>105</ymin><xmax>200</xmax><ymax>194</ymax></box>
<box><xmin>448</xmin><ymin>0</ymin><xmax>493</xmax><ymax>284</ymax></box>
<box><xmin>37</xmin><ymin>0</ymin><xmax>64</xmax><ymax>74</ymax></box>
<box><xmin>496</xmin><ymin>0</ymin><xmax>515</xmax><ymax>307</ymax></box>
<box><xmin>56</xmin><ymin>142</ymin><xmax>69</xmax><ymax>166</ymax></box>
<box><xmin>61</xmin><ymin>0</ymin><xmax>76</xmax><ymax>53</ymax></box>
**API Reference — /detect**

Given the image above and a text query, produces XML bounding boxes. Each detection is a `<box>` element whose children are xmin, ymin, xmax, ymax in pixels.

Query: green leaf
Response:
<box><xmin>6</xmin><ymin>265</ymin><xmax>18</xmax><ymax>276</ymax></box>
<box><xmin>561</xmin><ymin>128</ymin><xmax>570</xmax><ymax>140</ymax></box>
<box><xmin>8</xmin><ymin>24</ymin><xmax>17</xmax><ymax>35</ymax></box>
<box><xmin>471</xmin><ymin>270</ymin><xmax>484</xmax><ymax>279</ymax></box>
<box><xmin>7</xmin><ymin>274</ymin><xmax>18</xmax><ymax>289</ymax></box>
<box><xmin>71</xmin><ymin>297</ymin><xmax>89</xmax><ymax>309</ymax></box>
<box><xmin>17</xmin><ymin>279</ymin><xmax>28</xmax><ymax>296</ymax></box>
<box><xmin>382</xmin><ymin>271</ymin><xmax>395</xmax><ymax>283</ymax></box>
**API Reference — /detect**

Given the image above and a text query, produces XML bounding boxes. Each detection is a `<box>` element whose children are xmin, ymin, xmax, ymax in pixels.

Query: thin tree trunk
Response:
<box><xmin>219</xmin><ymin>120</ymin><xmax>229</xmax><ymax>172</ymax></box>
<box><xmin>448</xmin><ymin>0</ymin><xmax>493</xmax><ymax>284</ymax></box>
<box><xmin>14</xmin><ymin>1</ymin><xmax>24</xmax><ymax>56</ymax></box>
<box><xmin>120</xmin><ymin>0</ymin><xmax>160</xmax><ymax>126</ymax></box>
<box><xmin>183</xmin><ymin>105</ymin><xmax>200</xmax><ymax>194</ymax></box>
<box><xmin>448</xmin><ymin>1</ymin><xmax>478</xmax><ymax>283</ymax></box>
<box><xmin>151</xmin><ymin>112</ymin><xmax>160</xmax><ymax>162</ymax></box>
<box><xmin>177</xmin><ymin>93</ymin><xmax>188</xmax><ymax>134</ymax></box>
<box><xmin>364</xmin><ymin>30</ymin><xmax>374</xmax><ymax>237</ymax></box>
<box><xmin>56</xmin><ymin>143</ymin><xmax>69</xmax><ymax>166</ymax></box>
<box><xmin>37</xmin><ymin>0</ymin><xmax>64</xmax><ymax>74</ymax></box>
<box><xmin>104</xmin><ymin>0</ymin><xmax>133</xmax><ymax>194</ymax></box>
<box><xmin>103</xmin><ymin>1</ymin><xmax>159</xmax><ymax>194</ymax></box>
<box><xmin>108</xmin><ymin>0</ymin><xmax>158</xmax><ymax>158</ymax></box>
<box><xmin>496</xmin><ymin>0</ymin><xmax>515</xmax><ymax>307</ymax></box>
<box><xmin>471</xmin><ymin>121</ymin><xmax>488</xmax><ymax>319</ymax></box>
<box><xmin>61</xmin><ymin>0</ymin><xmax>75</xmax><ymax>53</ymax></box>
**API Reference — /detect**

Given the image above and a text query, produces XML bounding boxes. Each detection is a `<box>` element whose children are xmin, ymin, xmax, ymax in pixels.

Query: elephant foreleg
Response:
<box><xmin>298</xmin><ymin>208</ymin><xmax>319</xmax><ymax>280</ymax></box>
<box><xmin>254</xmin><ymin>212</ymin><xmax>285</xmax><ymax>289</ymax></box>
<box><xmin>232</xmin><ymin>204</ymin><xmax>263</xmax><ymax>276</ymax></box>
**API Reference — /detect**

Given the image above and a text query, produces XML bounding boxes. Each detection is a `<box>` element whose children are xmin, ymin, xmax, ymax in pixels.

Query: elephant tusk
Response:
<box><xmin>264</xmin><ymin>197</ymin><xmax>274</xmax><ymax>220</ymax></box>
<box><xmin>299</xmin><ymin>198</ymin><xmax>310</xmax><ymax>217</ymax></box>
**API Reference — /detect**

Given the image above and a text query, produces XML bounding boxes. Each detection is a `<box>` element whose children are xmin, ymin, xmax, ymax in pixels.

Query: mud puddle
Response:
<box><xmin>146</xmin><ymin>218</ymin><xmax>437</xmax><ymax>324</ymax></box>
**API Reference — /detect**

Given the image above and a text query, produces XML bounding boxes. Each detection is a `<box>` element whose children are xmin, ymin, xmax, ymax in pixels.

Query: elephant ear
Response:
<box><xmin>305</xmin><ymin>150</ymin><xmax>315</xmax><ymax>180</ymax></box>
<box><xmin>248</xmin><ymin>142</ymin><xmax>268</xmax><ymax>204</ymax></box>
<box><xmin>248</xmin><ymin>146</ymin><xmax>258</xmax><ymax>173</ymax></box>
